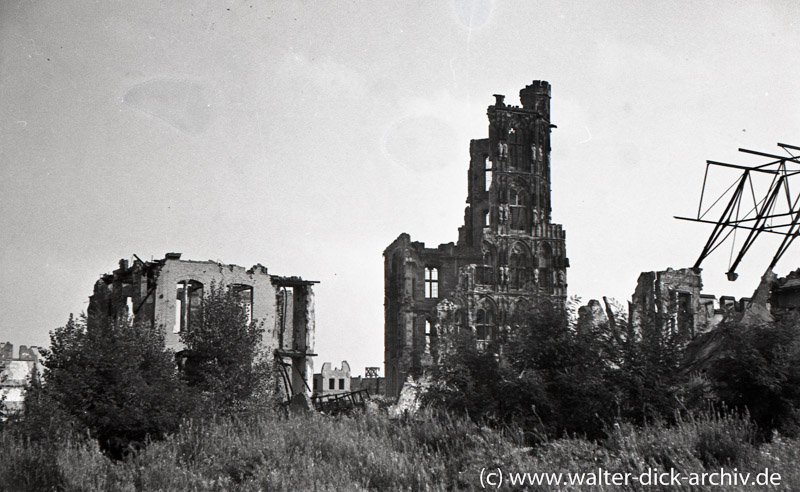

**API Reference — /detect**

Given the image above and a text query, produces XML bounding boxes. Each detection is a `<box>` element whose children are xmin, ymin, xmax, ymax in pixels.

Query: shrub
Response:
<box><xmin>709</xmin><ymin>314</ymin><xmax>800</xmax><ymax>439</ymax></box>
<box><xmin>179</xmin><ymin>283</ymin><xmax>274</xmax><ymax>415</ymax></box>
<box><xmin>23</xmin><ymin>314</ymin><xmax>191</xmax><ymax>458</ymax></box>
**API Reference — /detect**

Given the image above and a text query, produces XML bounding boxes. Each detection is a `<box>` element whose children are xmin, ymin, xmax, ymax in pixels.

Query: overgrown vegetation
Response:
<box><xmin>2</xmin><ymin>290</ymin><xmax>800</xmax><ymax>489</ymax></box>
<box><xmin>179</xmin><ymin>283</ymin><xmax>275</xmax><ymax>415</ymax></box>
<box><xmin>709</xmin><ymin>313</ymin><xmax>800</xmax><ymax>438</ymax></box>
<box><xmin>1</xmin><ymin>408</ymin><xmax>798</xmax><ymax>491</ymax></box>
<box><xmin>3</xmin><ymin>284</ymin><xmax>273</xmax><ymax>459</ymax></box>
<box><xmin>427</xmin><ymin>297</ymin><xmax>800</xmax><ymax>446</ymax></box>
<box><xmin>15</xmin><ymin>314</ymin><xmax>191</xmax><ymax>456</ymax></box>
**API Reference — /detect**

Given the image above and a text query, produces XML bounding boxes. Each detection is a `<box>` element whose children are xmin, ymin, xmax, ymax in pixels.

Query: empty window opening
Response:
<box><xmin>231</xmin><ymin>284</ymin><xmax>254</xmax><ymax>324</ymax></box>
<box><xmin>126</xmin><ymin>296</ymin><xmax>134</xmax><ymax>318</ymax></box>
<box><xmin>329</xmin><ymin>378</ymin><xmax>335</xmax><ymax>390</ymax></box>
<box><xmin>510</xmin><ymin>188</ymin><xmax>527</xmax><ymax>231</ymax></box>
<box><xmin>175</xmin><ymin>280</ymin><xmax>203</xmax><ymax>333</ymax></box>
<box><xmin>424</xmin><ymin>320</ymin><xmax>432</xmax><ymax>354</ymax></box>
<box><xmin>424</xmin><ymin>267</ymin><xmax>439</xmax><ymax>298</ymax></box>
<box><xmin>476</xmin><ymin>249</ymin><xmax>495</xmax><ymax>286</ymax></box>
<box><xmin>485</xmin><ymin>160</ymin><xmax>493</xmax><ymax>192</ymax></box>
<box><xmin>538</xmin><ymin>243</ymin><xmax>553</xmax><ymax>292</ymax></box>
<box><xmin>313</xmin><ymin>378</ymin><xmax>319</xmax><ymax>391</ymax></box>
<box><xmin>507</xmin><ymin>126</ymin><xmax>526</xmax><ymax>170</ymax></box>
<box><xmin>339</xmin><ymin>378</ymin><xmax>345</xmax><ymax>390</ymax></box>
<box><xmin>678</xmin><ymin>291</ymin><xmax>693</xmax><ymax>336</ymax></box>
<box><xmin>484</xmin><ymin>210</ymin><xmax>490</xmax><ymax>227</ymax></box>
<box><xmin>509</xmin><ymin>244</ymin><xmax>530</xmax><ymax>290</ymax></box>
<box><xmin>475</xmin><ymin>307</ymin><xmax>496</xmax><ymax>348</ymax></box>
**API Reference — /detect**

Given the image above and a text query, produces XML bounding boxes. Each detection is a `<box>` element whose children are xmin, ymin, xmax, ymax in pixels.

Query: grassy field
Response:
<box><xmin>1</xmin><ymin>408</ymin><xmax>798</xmax><ymax>491</ymax></box>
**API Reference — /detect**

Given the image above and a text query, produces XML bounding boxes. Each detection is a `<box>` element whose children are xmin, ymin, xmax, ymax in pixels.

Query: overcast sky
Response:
<box><xmin>2</xmin><ymin>1</ymin><xmax>800</xmax><ymax>375</ymax></box>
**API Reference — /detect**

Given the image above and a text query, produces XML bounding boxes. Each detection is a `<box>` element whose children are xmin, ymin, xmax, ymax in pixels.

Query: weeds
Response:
<box><xmin>0</xmin><ymin>408</ymin><xmax>797</xmax><ymax>491</ymax></box>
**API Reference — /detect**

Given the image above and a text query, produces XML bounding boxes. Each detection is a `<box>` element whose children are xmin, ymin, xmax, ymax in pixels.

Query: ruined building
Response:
<box><xmin>625</xmin><ymin>266</ymin><xmax>800</xmax><ymax>339</ymax></box>
<box><xmin>629</xmin><ymin>268</ymin><xmax>712</xmax><ymax>340</ymax></box>
<box><xmin>88</xmin><ymin>253</ymin><xmax>317</xmax><ymax>399</ymax></box>
<box><xmin>1</xmin><ymin>343</ymin><xmax>43</xmax><ymax>416</ymax></box>
<box><xmin>351</xmin><ymin>366</ymin><xmax>384</xmax><ymax>396</ymax></box>
<box><xmin>384</xmin><ymin>82</ymin><xmax>569</xmax><ymax>398</ymax></box>
<box><xmin>313</xmin><ymin>361</ymin><xmax>352</xmax><ymax>397</ymax></box>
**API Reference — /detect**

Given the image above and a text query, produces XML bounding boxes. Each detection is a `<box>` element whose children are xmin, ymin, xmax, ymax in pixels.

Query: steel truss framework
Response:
<box><xmin>675</xmin><ymin>143</ymin><xmax>800</xmax><ymax>280</ymax></box>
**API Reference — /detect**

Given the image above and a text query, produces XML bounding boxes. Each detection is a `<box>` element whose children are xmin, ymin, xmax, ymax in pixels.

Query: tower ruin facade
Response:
<box><xmin>383</xmin><ymin>81</ymin><xmax>569</xmax><ymax>397</ymax></box>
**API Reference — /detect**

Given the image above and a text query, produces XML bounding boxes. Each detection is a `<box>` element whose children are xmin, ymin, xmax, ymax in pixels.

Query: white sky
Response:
<box><xmin>2</xmin><ymin>1</ymin><xmax>800</xmax><ymax>376</ymax></box>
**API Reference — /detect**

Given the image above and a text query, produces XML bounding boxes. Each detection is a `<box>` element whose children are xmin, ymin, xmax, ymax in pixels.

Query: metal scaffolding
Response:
<box><xmin>675</xmin><ymin>143</ymin><xmax>800</xmax><ymax>280</ymax></box>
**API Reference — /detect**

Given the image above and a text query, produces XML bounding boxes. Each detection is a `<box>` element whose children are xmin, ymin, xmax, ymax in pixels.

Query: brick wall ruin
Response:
<box><xmin>1</xmin><ymin>343</ymin><xmax>43</xmax><ymax>416</ymax></box>
<box><xmin>87</xmin><ymin>253</ymin><xmax>317</xmax><ymax>399</ymax></box>
<box><xmin>600</xmin><ymin>266</ymin><xmax>800</xmax><ymax>341</ymax></box>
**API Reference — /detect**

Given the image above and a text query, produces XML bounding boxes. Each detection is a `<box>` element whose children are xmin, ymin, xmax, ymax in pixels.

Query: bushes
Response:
<box><xmin>427</xmin><ymin>297</ymin><xmax>620</xmax><ymax>441</ymax></box>
<box><xmin>19</xmin><ymin>314</ymin><xmax>191</xmax><ymax>458</ymax></box>
<box><xmin>3</xmin><ymin>286</ymin><xmax>277</xmax><ymax>471</ymax></box>
<box><xmin>179</xmin><ymin>283</ymin><xmax>274</xmax><ymax>415</ymax></box>
<box><xmin>428</xmin><ymin>296</ymin><xmax>800</xmax><ymax>446</ymax></box>
<box><xmin>709</xmin><ymin>315</ymin><xmax>800</xmax><ymax>438</ymax></box>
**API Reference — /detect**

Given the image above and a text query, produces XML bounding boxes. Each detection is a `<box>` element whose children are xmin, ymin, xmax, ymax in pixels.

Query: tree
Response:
<box><xmin>179</xmin><ymin>283</ymin><xmax>273</xmax><ymax>414</ymax></box>
<box><xmin>708</xmin><ymin>313</ymin><xmax>800</xmax><ymax>438</ymax></box>
<box><xmin>0</xmin><ymin>358</ymin><xmax>7</xmax><ymax>422</ymax></box>
<box><xmin>24</xmin><ymin>314</ymin><xmax>190</xmax><ymax>457</ymax></box>
<box><xmin>426</xmin><ymin>297</ymin><xmax>616</xmax><ymax>442</ymax></box>
<box><xmin>607</xmin><ymin>303</ymin><xmax>690</xmax><ymax>425</ymax></box>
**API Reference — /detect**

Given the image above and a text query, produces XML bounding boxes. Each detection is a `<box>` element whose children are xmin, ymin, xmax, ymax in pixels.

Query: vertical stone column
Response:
<box><xmin>291</xmin><ymin>285</ymin><xmax>315</xmax><ymax>396</ymax></box>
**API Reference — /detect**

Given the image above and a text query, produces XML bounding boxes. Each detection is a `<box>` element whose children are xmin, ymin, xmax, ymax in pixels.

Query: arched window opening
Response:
<box><xmin>538</xmin><ymin>243</ymin><xmax>553</xmax><ymax>292</ymax></box>
<box><xmin>477</xmin><ymin>248</ymin><xmax>494</xmax><ymax>285</ymax></box>
<box><xmin>175</xmin><ymin>280</ymin><xmax>203</xmax><ymax>333</ymax></box>
<box><xmin>509</xmin><ymin>188</ymin><xmax>527</xmax><ymax>231</ymax></box>
<box><xmin>509</xmin><ymin>244</ymin><xmax>530</xmax><ymax>290</ymax></box>
<box><xmin>457</xmin><ymin>308</ymin><xmax>468</xmax><ymax>334</ymax></box>
<box><xmin>507</xmin><ymin>126</ymin><xmax>527</xmax><ymax>171</ymax></box>
<box><xmin>512</xmin><ymin>298</ymin><xmax>530</xmax><ymax>326</ymax></box>
<box><xmin>424</xmin><ymin>267</ymin><xmax>439</xmax><ymax>298</ymax></box>
<box><xmin>475</xmin><ymin>305</ymin><xmax>496</xmax><ymax>350</ymax></box>
<box><xmin>231</xmin><ymin>284</ymin><xmax>254</xmax><ymax>324</ymax></box>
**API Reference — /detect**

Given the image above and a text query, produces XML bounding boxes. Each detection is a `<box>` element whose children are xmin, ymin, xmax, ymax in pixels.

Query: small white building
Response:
<box><xmin>313</xmin><ymin>361</ymin><xmax>351</xmax><ymax>396</ymax></box>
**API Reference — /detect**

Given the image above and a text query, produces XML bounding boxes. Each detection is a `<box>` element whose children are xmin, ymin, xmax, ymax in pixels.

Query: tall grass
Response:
<box><xmin>1</xmin><ymin>408</ymin><xmax>797</xmax><ymax>491</ymax></box>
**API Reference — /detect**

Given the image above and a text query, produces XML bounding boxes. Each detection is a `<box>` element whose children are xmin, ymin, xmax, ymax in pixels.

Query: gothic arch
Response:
<box><xmin>538</xmin><ymin>242</ymin><xmax>554</xmax><ymax>292</ymax></box>
<box><xmin>475</xmin><ymin>296</ymin><xmax>498</xmax><ymax>343</ymax></box>
<box><xmin>508</xmin><ymin>185</ymin><xmax>529</xmax><ymax>232</ymax></box>
<box><xmin>511</xmin><ymin>297</ymin><xmax>531</xmax><ymax>326</ymax></box>
<box><xmin>509</xmin><ymin>242</ymin><xmax>531</xmax><ymax>290</ymax></box>
<box><xmin>478</xmin><ymin>242</ymin><xmax>497</xmax><ymax>286</ymax></box>
<box><xmin>506</xmin><ymin>122</ymin><xmax>529</xmax><ymax>171</ymax></box>
<box><xmin>538</xmin><ymin>241</ymin><xmax>553</xmax><ymax>266</ymax></box>
<box><xmin>481</xmin><ymin>242</ymin><xmax>496</xmax><ymax>266</ymax></box>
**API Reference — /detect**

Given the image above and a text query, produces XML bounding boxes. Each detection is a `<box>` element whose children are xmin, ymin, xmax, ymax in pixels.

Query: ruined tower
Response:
<box><xmin>383</xmin><ymin>81</ymin><xmax>569</xmax><ymax>398</ymax></box>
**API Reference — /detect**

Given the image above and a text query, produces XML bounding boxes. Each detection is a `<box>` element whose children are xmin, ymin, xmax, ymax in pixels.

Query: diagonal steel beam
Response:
<box><xmin>727</xmin><ymin>175</ymin><xmax>787</xmax><ymax>277</ymax></box>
